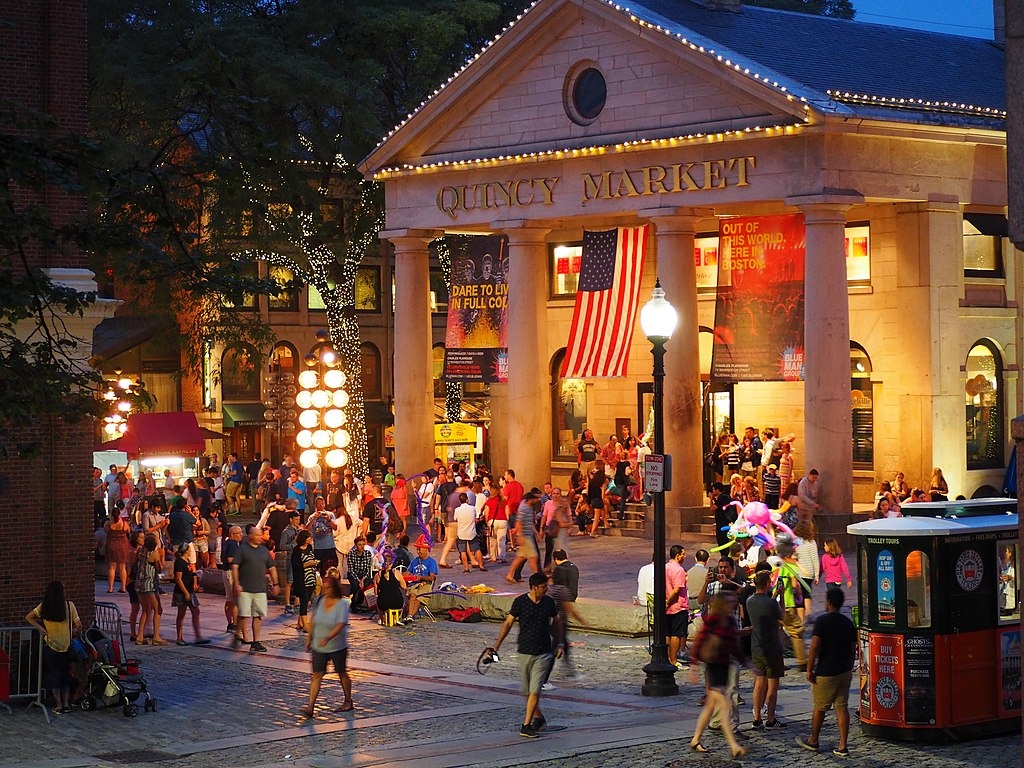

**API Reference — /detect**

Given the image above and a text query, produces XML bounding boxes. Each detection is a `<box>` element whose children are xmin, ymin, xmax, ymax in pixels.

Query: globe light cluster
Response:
<box><xmin>101</xmin><ymin>371</ymin><xmax>147</xmax><ymax>436</ymax></box>
<box><xmin>295</xmin><ymin>331</ymin><xmax>351</xmax><ymax>469</ymax></box>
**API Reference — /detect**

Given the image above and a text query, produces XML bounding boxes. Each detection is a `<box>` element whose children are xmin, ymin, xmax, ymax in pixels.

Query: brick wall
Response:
<box><xmin>0</xmin><ymin>0</ymin><xmax>89</xmax><ymax>271</ymax></box>
<box><xmin>0</xmin><ymin>2</ymin><xmax>94</xmax><ymax>625</ymax></box>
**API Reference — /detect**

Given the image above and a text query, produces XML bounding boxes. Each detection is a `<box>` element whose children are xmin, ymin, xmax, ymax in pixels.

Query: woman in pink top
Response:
<box><xmin>821</xmin><ymin>539</ymin><xmax>853</xmax><ymax>589</ymax></box>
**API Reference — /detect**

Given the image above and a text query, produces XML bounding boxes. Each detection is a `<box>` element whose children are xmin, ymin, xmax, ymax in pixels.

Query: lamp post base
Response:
<box><xmin>641</xmin><ymin>656</ymin><xmax>679</xmax><ymax>697</ymax></box>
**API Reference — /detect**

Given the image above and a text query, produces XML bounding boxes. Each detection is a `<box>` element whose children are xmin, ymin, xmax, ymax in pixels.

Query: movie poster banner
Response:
<box><xmin>443</xmin><ymin>234</ymin><xmax>509</xmax><ymax>383</ymax></box>
<box><xmin>711</xmin><ymin>213</ymin><xmax>806</xmax><ymax>381</ymax></box>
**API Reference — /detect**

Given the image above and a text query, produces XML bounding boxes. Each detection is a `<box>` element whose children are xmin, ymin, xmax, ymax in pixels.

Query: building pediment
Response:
<box><xmin>360</xmin><ymin>0</ymin><xmax>815</xmax><ymax>176</ymax></box>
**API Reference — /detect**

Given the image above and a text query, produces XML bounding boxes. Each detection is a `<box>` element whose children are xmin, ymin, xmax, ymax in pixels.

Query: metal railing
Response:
<box><xmin>0</xmin><ymin>626</ymin><xmax>49</xmax><ymax>722</ymax></box>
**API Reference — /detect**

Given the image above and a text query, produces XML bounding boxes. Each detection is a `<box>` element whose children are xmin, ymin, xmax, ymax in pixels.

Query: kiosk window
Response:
<box><xmin>999</xmin><ymin>542</ymin><xmax>1019</xmax><ymax>622</ymax></box>
<box><xmin>906</xmin><ymin>550</ymin><xmax>931</xmax><ymax>628</ymax></box>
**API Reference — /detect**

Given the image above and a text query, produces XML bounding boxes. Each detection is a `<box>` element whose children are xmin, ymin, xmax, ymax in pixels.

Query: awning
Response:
<box><xmin>963</xmin><ymin>212</ymin><xmax>1008</xmax><ymax>237</ymax></box>
<box><xmin>223</xmin><ymin>402</ymin><xmax>268</xmax><ymax>428</ymax></box>
<box><xmin>98</xmin><ymin>412</ymin><xmax>207</xmax><ymax>457</ymax></box>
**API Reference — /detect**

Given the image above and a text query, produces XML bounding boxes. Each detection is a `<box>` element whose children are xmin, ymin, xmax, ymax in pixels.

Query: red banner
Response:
<box><xmin>711</xmin><ymin>214</ymin><xmax>805</xmax><ymax>381</ymax></box>
<box><xmin>868</xmin><ymin>633</ymin><xmax>905</xmax><ymax>725</ymax></box>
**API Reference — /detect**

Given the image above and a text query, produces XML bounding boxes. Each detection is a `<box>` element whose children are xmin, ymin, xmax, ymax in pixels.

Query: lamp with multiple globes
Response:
<box><xmin>101</xmin><ymin>370</ymin><xmax>149</xmax><ymax>437</ymax></box>
<box><xmin>638</xmin><ymin>278</ymin><xmax>679</xmax><ymax>698</ymax></box>
<box><xmin>263</xmin><ymin>370</ymin><xmax>297</xmax><ymax>464</ymax></box>
<box><xmin>295</xmin><ymin>331</ymin><xmax>350</xmax><ymax>470</ymax></box>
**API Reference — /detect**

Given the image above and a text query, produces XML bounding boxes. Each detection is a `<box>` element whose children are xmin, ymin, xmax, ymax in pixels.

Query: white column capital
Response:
<box><xmin>786</xmin><ymin>191</ymin><xmax>864</xmax><ymax>223</ymax></box>
<box><xmin>380</xmin><ymin>228</ymin><xmax>442</xmax><ymax>249</ymax></box>
<box><xmin>639</xmin><ymin>207</ymin><xmax>716</xmax><ymax>235</ymax></box>
<box><xmin>493</xmin><ymin>222</ymin><xmax>551</xmax><ymax>245</ymax></box>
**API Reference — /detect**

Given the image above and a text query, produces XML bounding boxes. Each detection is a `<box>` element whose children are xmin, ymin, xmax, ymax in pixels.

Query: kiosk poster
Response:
<box><xmin>443</xmin><ymin>235</ymin><xmax>509</xmax><ymax>383</ymax></box>
<box><xmin>903</xmin><ymin>635</ymin><xmax>936</xmax><ymax>725</ymax></box>
<box><xmin>869</xmin><ymin>633</ymin><xmax>905</xmax><ymax>725</ymax></box>
<box><xmin>1000</xmin><ymin>628</ymin><xmax>1022</xmax><ymax>714</ymax></box>
<box><xmin>858</xmin><ymin>629</ymin><xmax>872</xmax><ymax>717</ymax></box>
<box><xmin>876</xmin><ymin>550</ymin><xmax>896</xmax><ymax>625</ymax></box>
<box><xmin>711</xmin><ymin>213</ymin><xmax>805</xmax><ymax>382</ymax></box>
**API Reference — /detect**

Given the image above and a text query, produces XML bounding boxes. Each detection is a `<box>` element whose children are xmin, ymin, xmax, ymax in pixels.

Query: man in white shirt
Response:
<box><xmin>637</xmin><ymin>557</ymin><xmax>655</xmax><ymax>603</ymax></box>
<box><xmin>454</xmin><ymin>493</ymin><xmax>486</xmax><ymax>572</ymax></box>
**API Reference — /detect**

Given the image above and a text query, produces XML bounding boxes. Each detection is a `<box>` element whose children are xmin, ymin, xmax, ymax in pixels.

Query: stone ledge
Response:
<box><xmin>424</xmin><ymin>591</ymin><xmax>649</xmax><ymax>637</ymax></box>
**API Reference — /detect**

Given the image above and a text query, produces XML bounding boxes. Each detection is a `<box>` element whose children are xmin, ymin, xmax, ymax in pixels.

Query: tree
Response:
<box><xmin>746</xmin><ymin>0</ymin><xmax>855</xmax><ymax>19</ymax></box>
<box><xmin>88</xmin><ymin>0</ymin><xmax>520</xmax><ymax>473</ymax></box>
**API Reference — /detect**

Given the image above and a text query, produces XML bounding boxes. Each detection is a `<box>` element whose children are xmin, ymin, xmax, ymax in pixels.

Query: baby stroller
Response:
<box><xmin>79</xmin><ymin>625</ymin><xmax>156</xmax><ymax>717</ymax></box>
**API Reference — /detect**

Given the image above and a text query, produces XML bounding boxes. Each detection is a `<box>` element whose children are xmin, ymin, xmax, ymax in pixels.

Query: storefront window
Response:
<box><xmin>966</xmin><ymin>340</ymin><xmax>1003</xmax><ymax>469</ymax></box>
<box><xmin>269</xmin><ymin>265</ymin><xmax>299</xmax><ymax>311</ymax></box>
<box><xmin>695</xmin><ymin>223</ymin><xmax>869</xmax><ymax>291</ymax></box>
<box><xmin>999</xmin><ymin>542</ymin><xmax>1019</xmax><ymax>623</ymax></box>
<box><xmin>221</xmin><ymin>347</ymin><xmax>259</xmax><ymax>400</ymax></box>
<box><xmin>271</xmin><ymin>342</ymin><xmax>298</xmax><ymax>374</ymax></box>
<box><xmin>851</xmin><ymin>344</ymin><xmax>873</xmax><ymax>468</ymax></box>
<box><xmin>221</xmin><ymin>261</ymin><xmax>258</xmax><ymax>309</ymax></box>
<box><xmin>963</xmin><ymin>213</ymin><xmax>1005</xmax><ymax>277</ymax></box>
<box><xmin>429</xmin><ymin>265</ymin><xmax>448</xmax><ymax>312</ymax></box>
<box><xmin>550</xmin><ymin>243</ymin><xmax>582</xmax><ymax>297</ymax></box>
<box><xmin>552</xmin><ymin>349</ymin><xmax>587</xmax><ymax>458</ymax></box>
<box><xmin>906</xmin><ymin>550</ymin><xmax>931</xmax><ymax>628</ymax></box>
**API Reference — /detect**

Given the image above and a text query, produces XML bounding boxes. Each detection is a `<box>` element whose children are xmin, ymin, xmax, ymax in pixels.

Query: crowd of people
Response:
<box><xmin>637</xmin><ymin>523</ymin><xmax>856</xmax><ymax>759</ymax></box>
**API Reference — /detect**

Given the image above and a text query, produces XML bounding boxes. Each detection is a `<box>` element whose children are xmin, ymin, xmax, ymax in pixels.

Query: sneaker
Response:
<box><xmin>52</xmin><ymin>706</ymin><xmax>67</xmax><ymax>715</ymax></box>
<box><xmin>541</xmin><ymin>682</ymin><xmax>556</xmax><ymax>691</ymax></box>
<box><xmin>675</xmin><ymin>660</ymin><xmax>689</xmax><ymax>670</ymax></box>
<box><xmin>795</xmin><ymin>737</ymin><xmax>820</xmax><ymax>752</ymax></box>
<box><xmin>284</xmin><ymin>605</ymin><xmax>294</xmax><ymax>615</ymax></box>
<box><xmin>519</xmin><ymin>724</ymin><xmax>539</xmax><ymax>738</ymax></box>
<box><xmin>250</xmin><ymin>641</ymin><xmax>267</xmax><ymax>653</ymax></box>
<box><xmin>403</xmin><ymin>615</ymin><xmax>415</xmax><ymax>623</ymax></box>
<box><xmin>531</xmin><ymin>715</ymin><xmax>547</xmax><ymax>732</ymax></box>
<box><xmin>833</xmin><ymin>747</ymin><xmax>849</xmax><ymax>757</ymax></box>
<box><xmin>226</xmin><ymin>623</ymin><xmax>235</xmax><ymax>633</ymax></box>
<box><xmin>751</xmin><ymin>719</ymin><xmax>764</xmax><ymax>730</ymax></box>
<box><xmin>765</xmin><ymin>719</ymin><xmax>787</xmax><ymax>729</ymax></box>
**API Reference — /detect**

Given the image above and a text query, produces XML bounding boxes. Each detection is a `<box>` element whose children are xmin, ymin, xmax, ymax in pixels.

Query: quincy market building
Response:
<box><xmin>360</xmin><ymin>0</ymin><xmax>1014</xmax><ymax>534</ymax></box>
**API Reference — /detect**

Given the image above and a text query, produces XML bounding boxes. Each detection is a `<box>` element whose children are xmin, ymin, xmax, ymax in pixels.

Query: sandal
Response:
<box><xmin>690</xmin><ymin>743</ymin><xmax>709</xmax><ymax>753</ymax></box>
<box><xmin>337</xmin><ymin>700</ymin><xmax>354</xmax><ymax>712</ymax></box>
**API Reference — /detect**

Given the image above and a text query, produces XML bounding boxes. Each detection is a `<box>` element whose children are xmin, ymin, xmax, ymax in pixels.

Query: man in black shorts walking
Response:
<box><xmin>492</xmin><ymin>571</ymin><xmax>564</xmax><ymax>738</ymax></box>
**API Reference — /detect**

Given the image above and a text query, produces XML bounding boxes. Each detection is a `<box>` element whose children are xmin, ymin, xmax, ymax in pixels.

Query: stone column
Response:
<box><xmin>641</xmin><ymin>209</ymin><xmax>712</xmax><ymax>514</ymax></box>
<box><xmin>895</xmin><ymin>198</ymin><xmax>963</xmax><ymax>492</ymax></box>
<box><xmin>789</xmin><ymin>194</ymin><xmax>862</xmax><ymax>537</ymax></box>
<box><xmin>501</xmin><ymin>223</ymin><xmax>552</xmax><ymax>489</ymax></box>
<box><xmin>383</xmin><ymin>230</ymin><xmax>437</xmax><ymax>476</ymax></box>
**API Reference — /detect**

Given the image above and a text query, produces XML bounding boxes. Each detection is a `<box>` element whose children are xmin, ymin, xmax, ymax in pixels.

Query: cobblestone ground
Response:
<box><xmin>2</xmin><ymin>585</ymin><xmax>1019</xmax><ymax>768</ymax></box>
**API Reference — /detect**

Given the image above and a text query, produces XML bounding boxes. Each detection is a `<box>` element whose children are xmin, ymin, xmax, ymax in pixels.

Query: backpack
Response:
<box><xmin>447</xmin><ymin>607</ymin><xmax>483</xmax><ymax>623</ymax></box>
<box><xmin>311</xmin><ymin>513</ymin><xmax>332</xmax><ymax>538</ymax></box>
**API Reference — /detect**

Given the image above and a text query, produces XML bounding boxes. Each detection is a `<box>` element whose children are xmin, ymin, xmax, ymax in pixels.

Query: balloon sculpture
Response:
<box><xmin>713</xmin><ymin>500</ymin><xmax>796</xmax><ymax>553</ymax></box>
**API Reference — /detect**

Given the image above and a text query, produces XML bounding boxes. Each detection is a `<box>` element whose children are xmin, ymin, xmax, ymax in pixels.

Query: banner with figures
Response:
<box><xmin>443</xmin><ymin>235</ymin><xmax>509</xmax><ymax>383</ymax></box>
<box><xmin>711</xmin><ymin>213</ymin><xmax>806</xmax><ymax>382</ymax></box>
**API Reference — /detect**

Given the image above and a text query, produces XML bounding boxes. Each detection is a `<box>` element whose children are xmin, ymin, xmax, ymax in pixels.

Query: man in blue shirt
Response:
<box><xmin>225</xmin><ymin>452</ymin><xmax>245</xmax><ymax>514</ymax></box>
<box><xmin>287</xmin><ymin>467</ymin><xmax>307</xmax><ymax>512</ymax></box>
<box><xmin>404</xmin><ymin>535</ymin><xmax>438</xmax><ymax>622</ymax></box>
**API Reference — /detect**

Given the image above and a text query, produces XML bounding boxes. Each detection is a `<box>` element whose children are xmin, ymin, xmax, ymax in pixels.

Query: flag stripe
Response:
<box><xmin>561</xmin><ymin>225</ymin><xmax>648</xmax><ymax>379</ymax></box>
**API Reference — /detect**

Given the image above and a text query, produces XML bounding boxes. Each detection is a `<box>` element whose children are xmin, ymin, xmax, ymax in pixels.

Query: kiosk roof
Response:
<box><xmin>849</xmin><ymin>513</ymin><xmax>1017</xmax><ymax>538</ymax></box>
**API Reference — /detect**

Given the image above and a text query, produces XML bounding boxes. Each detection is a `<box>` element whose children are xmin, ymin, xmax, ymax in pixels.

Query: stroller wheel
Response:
<box><xmin>144</xmin><ymin>698</ymin><xmax>156</xmax><ymax>713</ymax></box>
<box><xmin>123</xmin><ymin>703</ymin><xmax>139</xmax><ymax>718</ymax></box>
<box><xmin>80</xmin><ymin>696</ymin><xmax>96</xmax><ymax>711</ymax></box>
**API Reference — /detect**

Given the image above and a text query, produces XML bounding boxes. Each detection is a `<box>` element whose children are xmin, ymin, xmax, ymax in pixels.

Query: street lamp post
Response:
<box><xmin>263</xmin><ymin>369</ymin><xmax>296</xmax><ymax>465</ymax></box>
<box><xmin>639</xmin><ymin>278</ymin><xmax>679</xmax><ymax>697</ymax></box>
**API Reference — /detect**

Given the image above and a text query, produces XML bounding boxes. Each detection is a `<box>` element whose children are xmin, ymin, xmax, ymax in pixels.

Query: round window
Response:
<box><xmin>568</xmin><ymin>67</ymin><xmax>606</xmax><ymax>124</ymax></box>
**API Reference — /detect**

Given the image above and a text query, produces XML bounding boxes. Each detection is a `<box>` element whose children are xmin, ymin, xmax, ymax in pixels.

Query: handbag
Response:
<box><xmin>694</xmin><ymin>625</ymin><xmax>722</xmax><ymax>664</ymax></box>
<box><xmin>544</xmin><ymin>518</ymin><xmax>560</xmax><ymax>538</ymax></box>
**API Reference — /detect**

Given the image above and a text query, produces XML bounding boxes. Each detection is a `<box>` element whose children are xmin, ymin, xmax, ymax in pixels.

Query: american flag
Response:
<box><xmin>561</xmin><ymin>225</ymin><xmax>648</xmax><ymax>378</ymax></box>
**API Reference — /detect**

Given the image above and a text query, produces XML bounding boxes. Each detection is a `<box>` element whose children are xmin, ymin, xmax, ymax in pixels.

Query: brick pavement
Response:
<box><xmin>0</xmin><ymin>562</ymin><xmax>1016</xmax><ymax>768</ymax></box>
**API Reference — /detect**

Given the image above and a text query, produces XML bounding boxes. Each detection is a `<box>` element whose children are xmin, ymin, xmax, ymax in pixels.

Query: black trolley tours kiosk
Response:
<box><xmin>848</xmin><ymin>498</ymin><xmax>1021</xmax><ymax>741</ymax></box>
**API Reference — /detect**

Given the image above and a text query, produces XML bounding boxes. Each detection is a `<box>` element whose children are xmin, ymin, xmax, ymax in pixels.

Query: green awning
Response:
<box><xmin>223</xmin><ymin>402</ymin><xmax>267</xmax><ymax>428</ymax></box>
